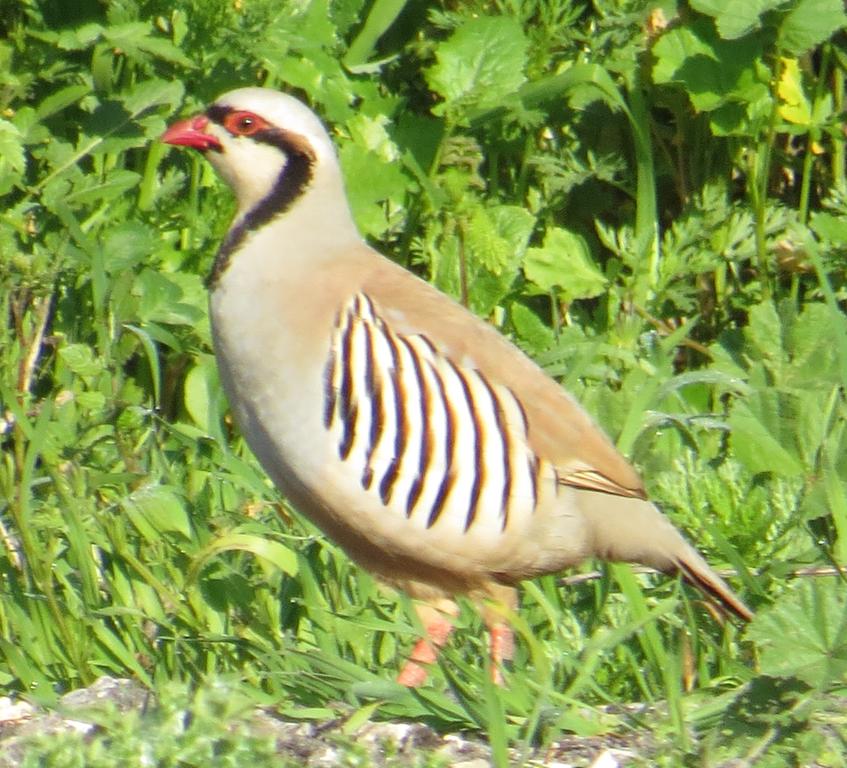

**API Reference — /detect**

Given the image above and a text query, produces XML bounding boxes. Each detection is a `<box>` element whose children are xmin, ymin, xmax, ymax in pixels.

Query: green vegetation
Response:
<box><xmin>2</xmin><ymin>0</ymin><xmax>846</xmax><ymax>764</ymax></box>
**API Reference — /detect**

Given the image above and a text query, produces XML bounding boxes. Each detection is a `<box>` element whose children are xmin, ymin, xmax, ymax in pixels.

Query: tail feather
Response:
<box><xmin>674</xmin><ymin>551</ymin><xmax>753</xmax><ymax>622</ymax></box>
<box><xmin>577</xmin><ymin>491</ymin><xmax>753</xmax><ymax>622</ymax></box>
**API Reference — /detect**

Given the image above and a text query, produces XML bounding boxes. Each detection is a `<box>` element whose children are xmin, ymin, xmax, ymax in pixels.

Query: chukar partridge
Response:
<box><xmin>162</xmin><ymin>88</ymin><xmax>752</xmax><ymax>687</ymax></box>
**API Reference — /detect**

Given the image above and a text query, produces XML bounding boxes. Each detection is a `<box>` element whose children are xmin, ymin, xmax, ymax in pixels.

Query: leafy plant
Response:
<box><xmin>1</xmin><ymin>0</ymin><xmax>847</xmax><ymax>764</ymax></box>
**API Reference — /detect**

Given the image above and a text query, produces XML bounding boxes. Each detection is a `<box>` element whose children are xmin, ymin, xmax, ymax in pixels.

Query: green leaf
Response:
<box><xmin>133</xmin><ymin>35</ymin><xmax>194</xmax><ymax>67</ymax></box>
<box><xmin>789</xmin><ymin>302</ymin><xmax>842</xmax><ymax>384</ymax></box>
<box><xmin>0</xmin><ymin>119</ymin><xmax>26</xmax><ymax>194</ymax></box>
<box><xmin>100</xmin><ymin>221</ymin><xmax>157</xmax><ymax>272</ymax></box>
<box><xmin>746</xmin><ymin>579</ymin><xmax>847</xmax><ymax>687</ymax></box>
<box><xmin>464</xmin><ymin>204</ymin><xmax>535</xmax><ymax>316</ymax></box>
<box><xmin>777</xmin><ymin>57</ymin><xmax>812</xmax><ymax>126</ymax></box>
<box><xmin>190</xmin><ymin>533</ymin><xmax>299</xmax><ymax>580</ymax></box>
<box><xmin>811</xmin><ymin>212</ymin><xmax>847</xmax><ymax>246</ymax></box>
<box><xmin>426</xmin><ymin>16</ymin><xmax>527</xmax><ymax>116</ymax></box>
<box><xmin>745</xmin><ymin>300</ymin><xmax>783</xmax><ymax>363</ymax></box>
<box><xmin>123</xmin><ymin>485</ymin><xmax>193</xmax><ymax>541</ymax></box>
<box><xmin>778</xmin><ymin>0</ymin><xmax>847</xmax><ymax>54</ymax></box>
<box><xmin>65</xmin><ymin>169</ymin><xmax>141</xmax><ymax>206</ymax></box>
<box><xmin>344</xmin><ymin>0</ymin><xmax>408</xmax><ymax>69</ymax></box>
<box><xmin>465</xmin><ymin>205</ymin><xmax>521</xmax><ymax>276</ymax></box>
<box><xmin>728</xmin><ymin>399</ymin><xmax>805</xmax><ymax>477</ymax></box>
<box><xmin>102</xmin><ymin>22</ymin><xmax>185</xmax><ymax>65</ymax></box>
<box><xmin>55</xmin><ymin>22</ymin><xmax>104</xmax><ymax>50</ymax></box>
<box><xmin>123</xmin><ymin>324</ymin><xmax>162</xmax><ymax>407</ymax></box>
<box><xmin>59</xmin><ymin>343</ymin><xmax>104</xmax><ymax>378</ymax></box>
<box><xmin>121</xmin><ymin>78</ymin><xmax>185</xmax><ymax>118</ymax></box>
<box><xmin>524</xmin><ymin>227</ymin><xmax>607</xmax><ymax>302</ymax></box>
<box><xmin>339</xmin><ymin>142</ymin><xmax>410</xmax><ymax>237</ymax></box>
<box><xmin>135</xmin><ymin>269</ymin><xmax>205</xmax><ymax>327</ymax></box>
<box><xmin>652</xmin><ymin>20</ymin><xmax>765</xmax><ymax>113</ymax></box>
<box><xmin>509</xmin><ymin>302</ymin><xmax>555</xmax><ymax>354</ymax></box>
<box><xmin>35</xmin><ymin>84</ymin><xmax>90</xmax><ymax>120</ymax></box>
<box><xmin>183</xmin><ymin>355</ymin><xmax>224</xmax><ymax>439</ymax></box>
<box><xmin>689</xmin><ymin>0</ymin><xmax>783</xmax><ymax>39</ymax></box>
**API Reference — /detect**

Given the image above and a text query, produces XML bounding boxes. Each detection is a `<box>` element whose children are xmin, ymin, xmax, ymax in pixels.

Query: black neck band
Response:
<box><xmin>205</xmin><ymin>105</ymin><xmax>315</xmax><ymax>289</ymax></box>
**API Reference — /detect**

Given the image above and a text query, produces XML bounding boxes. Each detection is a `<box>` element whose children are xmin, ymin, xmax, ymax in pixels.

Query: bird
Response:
<box><xmin>161</xmin><ymin>87</ymin><xmax>753</xmax><ymax>687</ymax></box>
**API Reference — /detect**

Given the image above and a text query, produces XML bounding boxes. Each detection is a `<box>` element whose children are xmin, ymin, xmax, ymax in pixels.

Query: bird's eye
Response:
<box><xmin>223</xmin><ymin>111</ymin><xmax>267</xmax><ymax>137</ymax></box>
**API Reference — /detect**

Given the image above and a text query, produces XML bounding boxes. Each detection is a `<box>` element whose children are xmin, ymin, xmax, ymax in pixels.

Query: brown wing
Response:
<box><xmin>350</xmin><ymin>245</ymin><xmax>646</xmax><ymax>500</ymax></box>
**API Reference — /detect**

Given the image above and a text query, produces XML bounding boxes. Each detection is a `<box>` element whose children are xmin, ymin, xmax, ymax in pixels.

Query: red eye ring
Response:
<box><xmin>223</xmin><ymin>110</ymin><xmax>268</xmax><ymax>137</ymax></box>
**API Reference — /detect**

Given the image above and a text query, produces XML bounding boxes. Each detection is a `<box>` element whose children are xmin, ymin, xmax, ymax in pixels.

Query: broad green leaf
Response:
<box><xmin>652</xmin><ymin>20</ymin><xmax>764</xmax><ymax>112</ymax></box>
<box><xmin>466</xmin><ymin>206</ymin><xmax>520</xmax><ymax>276</ymax></box>
<box><xmin>35</xmin><ymin>84</ymin><xmax>90</xmax><ymax>120</ymax></box>
<box><xmin>426</xmin><ymin>16</ymin><xmax>527</xmax><ymax>115</ymax></box>
<box><xmin>746</xmin><ymin>580</ymin><xmax>847</xmax><ymax>687</ymax></box>
<box><xmin>689</xmin><ymin>0</ymin><xmax>782</xmax><ymax>39</ymax></box>
<box><xmin>100</xmin><ymin>221</ymin><xmax>157</xmax><ymax>273</ymax></box>
<box><xmin>59</xmin><ymin>343</ymin><xmax>104</xmax><ymax>378</ymax></box>
<box><xmin>132</xmin><ymin>35</ymin><xmax>194</xmax><ymax>67</ymax></box>
<box><xmin>184</xmin><ymin>355</ymin><xmax>223</xmax><ymax>437</ymax></box>
<box><xmin>777</xmin><ymin>58</ymin><xmax>812</xmax><ymax>126</ymax></box>
<box><xmin>33</xmin><ymin>79</ymin><xmax>184</xmax><ymax>192</ymax></box>
<box><xmin>467</xmin><ymin>205</ymin><xmax>535</xmax><ymax>316</ymax></box>
<box><xmin>0</xmin><ymin>119</ymin><xmax>26</xmax><ymax>194</ymax></box>
<box><xmin>65</xmin><ymin>169</ymin><xmax>141</xmax><ymax>206</ymax></box>
<box><xmin>121</xmin><ymin>78</ymin><xmax>185</xmax><ymax>118</ymax></box>
<box><xmin>524</xmin><ymin>227</ymin><xmax>607</xmax><ymax>302</ymax></box>
<box><xmin>55</xmin><ymin>22</ymin><xmax>103</xmax><ymax>50</ymax></box>
<box><xmin>778</xmin><ymin>0</ymin><xmax>847</xmax><ymax>54</ymax></box>
<box><xmin>789</xmin><ymin>302</ymin><xmax>842</xmax><ymax>384</ymax></box>
<box><xmin>728</xmin><ymin>400</ymin><xmax>804</xmax><ymax>477</ymax></box>
<box><xmin>340</xmin><ymin>111</ymin><xmax>410</xmax><ymax>236</ymax></box>
<box><xmin>811</xmin><ymin>212</ymin><xmax>847</xmax><ymax>246</ymax></box>
<box><xmin>135</xmin><ymin>269</ymin><xmax>205</xmax><ymax>326</ymax></box>
<box><xmin>345</xmin><ymin>113</ymin><xmax>399</xmax><ymax>162</ymax></box>
<box><xmin>745</xmin><ymin>300</ymin><xmax>783</xmax><ymax>363</ymax></box>
<box><xmin>338</xmin><ymin>140</ymin><xmax>409</xmax><ymax>238</ymax></box>
<box><xmin>75</xmin><ymin>391</ymin><xmax>107</xmax><ymax>411</ymax></box>
<box><xmin>509</xmin><ymin>302</ymin><xmax>556</xmax><ymax>354</ymax></box>
<box><xmin>123</xmin><ymin>485</ymin><xmax>192</xmax><ymax>540</ymax></box>
<box><xmin>344</xmin><ymin>0</ymin><xmax>407</xmax><ymax>68</ymax></box>
<box><xmin>190</xmin><ymin>533</ymin><xmax>299</xmax><ymax>580</ymax></box>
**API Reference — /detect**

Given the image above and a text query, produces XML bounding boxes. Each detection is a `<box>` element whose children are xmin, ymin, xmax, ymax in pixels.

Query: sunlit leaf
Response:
<box><xmin>524</xmin><ymin>227</ymin><xmax>607</xmax><ymax>302</ymax></box>
<box><xmin>746</xmin><ymin>579</ymin><xmax>847</xmax><ymax>687</ymax></box>
<box><xmin>427</xmin><ymin>16</ymin><xmax>528</xmax><ymax>116</ymax></box>
<box><xmin>777</xmin><ymin>58</ymin><xmax>812</xmax><ymax>126</ymax></box>
<box><xmin>778</xmin><ymin>0</ymin><xmax>847</xmax><ymax>54</ymax></box>
<box><xmin>689</xmin><ymin>0</ymin><xmax>782</xmax><ymax>39</ymax></box>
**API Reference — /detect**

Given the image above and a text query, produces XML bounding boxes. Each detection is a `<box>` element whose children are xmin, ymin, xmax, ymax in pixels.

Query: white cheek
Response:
<box><xmin>208</xmin><ymin>139</ymin><xmax>288</xmax><ymax>217</ymax></box>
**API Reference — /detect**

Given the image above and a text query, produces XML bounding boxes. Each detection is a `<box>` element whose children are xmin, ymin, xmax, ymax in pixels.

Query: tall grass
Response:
<box><xmin>1</xmin><ymin>1</ymin><xmax>846</xmax><ymax>763</ymax></box>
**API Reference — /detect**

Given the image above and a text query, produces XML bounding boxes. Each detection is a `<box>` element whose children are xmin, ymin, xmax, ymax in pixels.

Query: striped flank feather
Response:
<box><xmin>323</xmin><ymin>293</ymin><xmax>553</xmax><ymax>535</ymax></box>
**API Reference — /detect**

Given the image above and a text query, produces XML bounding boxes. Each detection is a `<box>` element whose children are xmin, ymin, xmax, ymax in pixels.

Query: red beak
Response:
<box><xmin>161</xmin><ymin>115</ymin><xmax>222</xmax><ymax>151</ymax></box>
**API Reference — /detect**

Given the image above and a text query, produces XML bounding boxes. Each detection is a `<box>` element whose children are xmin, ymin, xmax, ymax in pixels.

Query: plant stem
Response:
<box><xmin>751</xmin><ymin>58</ymin><xmax>783</xmax><ymax>301</ymax></box>
<box><xmin>627</xmin><ymin>68</ymin><xmax>660</xmax><ymax>302</ymax></box>
<box><xmin>832</xmin><ymin>59</ymin><xmax>845</xmax><ymax>190</ymax></box>
<box><xmin>798</xmin><ymin>46</ymin><xmax>832</xmax><ymax>224</ymax></box>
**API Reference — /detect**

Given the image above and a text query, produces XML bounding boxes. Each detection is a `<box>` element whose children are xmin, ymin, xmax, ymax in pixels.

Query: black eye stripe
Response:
<box><xmin>204</xmin><ymin>104</ymin><xmax>316</xmax><ymax>162</ymax></box>
<box><xmin>205</xmin><ymin>104</ymin><xmax>231</xmax><ymax>124</ymax></box>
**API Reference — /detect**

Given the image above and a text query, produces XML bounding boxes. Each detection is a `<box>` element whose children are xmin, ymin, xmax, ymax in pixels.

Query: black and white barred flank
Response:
<box><xmin>322</xmin><ymin>293</ymin><xmax>561</xmax><ymax>534</ymax></box>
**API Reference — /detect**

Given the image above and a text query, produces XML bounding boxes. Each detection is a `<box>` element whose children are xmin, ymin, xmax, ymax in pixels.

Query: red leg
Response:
<box><xmin>397</xmin><ymin>601</ymin><xmax>458</xmax><ymax>687</ymax></box>
<box><xmin>483</xmin><ymin>585</ymin><xmax>518</xmax><ymax>685</ymax></box>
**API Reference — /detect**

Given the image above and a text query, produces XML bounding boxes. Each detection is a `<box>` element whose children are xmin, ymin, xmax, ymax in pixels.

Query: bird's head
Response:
<box><xmin>162</xmin><ymin>87</ymin><xmax>339</xmax><ymax>220</ymax></box>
